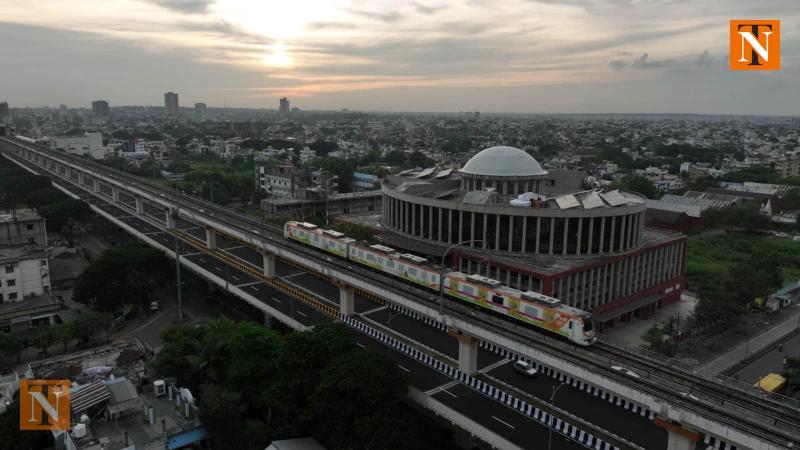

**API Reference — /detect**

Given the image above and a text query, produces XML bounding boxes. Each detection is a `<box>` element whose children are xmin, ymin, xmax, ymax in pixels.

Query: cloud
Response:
<box><xmin>608</xmin><ymin>59</ymin><xmax>628</xmax><ymax>70</ymax></box>
<box><xmin>177</xmin><ymin>19</ymin><xmax>272</xmax><ymax>45</ymax></box>
<box><xmin>694</xmin><ymin>50</ymin><xmax>712</xmax><ymax>68</ymax></box>
<box><xmin>630</xmin><ymin>53</ymin><xmax>672</xmax><ymax>69</ymax></box>
<box><xmin>141</xmin><ymin>0</ymin><xmax>214</xmax><ymax>14</ymax></box>
<box><xmin>346</xmin><ymin>9</ymin><xmax>404</xmax><ymax>23</ymax></box>
<box><xmin>413</xmin><ymin>2</ymin><xmax>444</xmax><ymax>15</ymax></box>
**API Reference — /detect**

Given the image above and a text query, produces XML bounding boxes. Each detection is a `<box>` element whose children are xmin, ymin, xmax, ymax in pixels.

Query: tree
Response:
<box><xmin>23</xmin><ymin>187</ymin><xmax>65</xmax><ymax>209</ymax></box>
<box><xmin>613</xmin><ymin>175</ymin><xmax>659</xmax><ymax>199</ymax></box>
<box><xmin>701</xmin><ymin>203</ymin><xmax>769</xmax><ymax>231</ymax></box>
<box><xmin>0</xmin><ymin>391</ymin><xmax>51</xmax><ymax>450</ymax></box>
<box><xmin>74</xmin><ymin>244</ymin><xmax>171</xmax><ymax>313</ymax></box>
<box><xmin>783</xmin><ymin>358</ymin><xmax>800</xmax><ymax>393</ymax></box>
<box><xmin>38</xmin><ymin>198</ymin><xmax>92</xmax><ymax>244</ymax></box>
<box><xmin>0</xmin><ymin>332</ymin><xmax>24</xmax><ymax>365</ymax></box>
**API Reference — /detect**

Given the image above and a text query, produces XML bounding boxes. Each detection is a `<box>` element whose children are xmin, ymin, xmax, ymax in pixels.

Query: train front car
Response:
<box><xmin>284</xmin><ymin>221</ymin><xmax>354</xmax><ymax>258</ymax></box>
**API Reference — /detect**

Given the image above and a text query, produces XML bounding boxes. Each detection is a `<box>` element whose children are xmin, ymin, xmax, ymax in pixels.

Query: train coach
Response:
<box><xmin>284</xmin><ymin>221</ymin><xmax>596</xmax><ymax>346</ymax></box>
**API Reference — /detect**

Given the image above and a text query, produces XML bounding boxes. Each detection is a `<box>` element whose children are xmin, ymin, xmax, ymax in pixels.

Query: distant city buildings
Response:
<box><xmin>279</xmin><ymin>97</ymin><xmax>290</xmax><ymax>114</ymax></box>
<box><xmin>164</xmin><ymin>92</ymin><xmax>179</xmax><ymax>115</ymax></box>
<box><xmin>352</xmin><ymin>172</ymin><xmax>380</xmax><ymax>191</ymax></box>
<box><xmin>0</xmin><ymin>102</ymin><xmax>9</xmax><ymax>122</ymax></box>
<box><xmin>194</xmin><ymin>102</ymin><xmax>207</xmax><ymax>121</ymax></box>
<box><xmin>92</xmin><ymin>100</ymin><xmax>109</xmax><ymax>117</ymax></box>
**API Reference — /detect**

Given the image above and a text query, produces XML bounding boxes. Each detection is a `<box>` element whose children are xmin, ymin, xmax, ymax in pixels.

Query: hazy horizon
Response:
<box><xmin>1</xmin><ymin>0</ymin><xmax>798</xmax><ymax>115</ymax></box>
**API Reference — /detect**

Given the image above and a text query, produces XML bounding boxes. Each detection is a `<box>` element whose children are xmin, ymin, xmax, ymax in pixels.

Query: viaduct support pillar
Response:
<box><xmin>111</xmin><ymin>186</ymin><xmax>119</xmax><ymax>203</ymax></box>
<box><xmin>654</xmin><ymin>418</ymin><xmax>700</xmax><ymax>450</ymax></box>
<box><xmin>448</xmin><ymin>329</ymin><xmax>478</xmax><ymax>375</ymax></box>
<box><xmin>92</xmin><ymin>178</ymin><xmax>100</xmax><ymax>193</ymax></box>
<box><xmin>338</xmin><ymin>284</ymin><xmax>354</xmax><ymax>316</ymax></box>
<box><xmin>205</xmin><ymin>226</ymin><xmax>217</xmax><ymax>249</ymax></box>
<box><xmin>165</xmin><ymin>209</ymin><xmax>176</xmax><ymax>229</ymax></box>
<box><xmin>263</xmin><ymin>310</ymin><xmax>275</xmax><ymax>328</ymax></box>
<box><xmin>135</xmin><ymin>197</ymin><xmax>144</xmax><ymax>214</ymax></box>
<box><xmin>263</xmin><ymin>253</ymin><xmax>275</xmax><ymax>277</ymax></box>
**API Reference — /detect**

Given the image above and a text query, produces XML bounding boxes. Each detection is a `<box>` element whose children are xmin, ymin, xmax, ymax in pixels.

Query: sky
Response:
<box><xmin>0</xmin><ymin>0</ymin><xmax>797</xmax><ymax>114</ymax></box>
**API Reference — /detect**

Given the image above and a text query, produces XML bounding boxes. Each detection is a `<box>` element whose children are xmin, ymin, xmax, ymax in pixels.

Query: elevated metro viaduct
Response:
<box><xmin>2</xmin><ymin>135</ymin><xmax>798</xmax><ymax>450</ymax></box>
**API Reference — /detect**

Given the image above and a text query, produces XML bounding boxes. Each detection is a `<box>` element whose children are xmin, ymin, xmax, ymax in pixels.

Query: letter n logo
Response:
<box><xmin>19</xmin><ymin>380</ymin><xmax>71</xmax><ymax>430</ymax></box>
<box><xmin>730</xmin><ymin>20</ymin><xmax>780</xmax><ymax>70</ymax></box>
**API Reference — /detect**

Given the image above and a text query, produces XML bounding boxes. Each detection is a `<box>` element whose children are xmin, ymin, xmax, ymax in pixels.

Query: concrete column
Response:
<box><xmin>470</xmin><ymin>212</ymin><xmax>475</xmax><ymax>244</ymax></box>
<box><xmin>111</xmin><ymin>186</ymin><xmax>120</xmax><ymax>203</ymax></box>
<box><xmin>494</xmin><ymin>214</ymin><xmax>500</xmax><ymax>250</ymax></box>
<box><xmin>263</xmin><ymin>253</ymin><xmax>275</xmax><ymax>277</ymax></box>
<box><xmin>507</xmin><ymin>216</ymin><xmax>514</xmax><ymax>252</ymax></box>
<box><xmin>448</xmin><ymin>209</ymin><xmax>453</xmax><ymax>243</ymax></box>
<box><xmin>437</xmin><ymin>207</ymin><xmax>442</xmax><ymax>242</ymax></box>
<box><xmin>165</xmin><ymin>209</ymin><xmax>176</xmax><ymax>229</ymax></box>
<box><xmin>92</xmin><ymin>178</ymin><xmax>100</xmax><ymax>193</ymax></box>
<box><xmin>535</xmin><ymin>217</ymin><xmax>541</xmax><ymax>254</ymax></box>
<box><xmin>654</xmin><ymin>418</ymin><xmax>699</xmax><ymax>450</ymax></box>
<box><xmin>449</xmin><ymin>329</ymin><xmax>478</xmax><ymax>375</ymax></box>
<box><xmin>599</xmin><ymin>217</ymin><xmax>606</xmax><ymax>253</ymax></box>
<box><xmin>205</xmin><ymin>226</ymin><xmax>217</xmax><ymax>249</ymax></box>
<box><xmin>609</xmin><ymin>216</ymin><xmax>616</xmax><ymax>253</ymax></box>
<box><xmin>587</xmin><ymin>217</ymin><xmax>594</xmax><ymax>254</ymax></box>
<box><xmin>576</xmin><ymin>217</ymin><xmax>583</xmax><ymax>255</ymax></box>
<box><xmin>263</xmin><ymin>311</ymin><xmax>275</xmax><ymax>327</ymax></box>
<box><xmin>548</xmin><ymin>219</ymin><xmax>555</xmax><ymax>255</ymax></box>
<box><xmin>521</xmin><ymin>217</ymin><xmax>527</xmax><ymax>253</ymax></box>
<box><xmin>562</xmin><ymin>218</ymin><xmax>569</xmax><ymax>255</ymax></box>
<box><xmin>483</xmin><ymin>213</ymin><xmax>488</xmax><ymax>249</ymax></box>
<box><xmin>339</xmin><ymin>285</ymin><xmax>354</xmax><ymax>315</ymax></box>
<box><xmin>458</xmin><ymin>210</ymin><xmax>463</xmax><ymax>243</ymax></box>
<box><xmin>135</xmin><ymin>197</ymin><xmax>145</xmax><ymax>214</ymax></box>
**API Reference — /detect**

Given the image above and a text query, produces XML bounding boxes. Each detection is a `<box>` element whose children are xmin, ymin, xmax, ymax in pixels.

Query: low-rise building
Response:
<box><xmin>51</xmin><ymin>132</ymin><xmax>108</xmax><ymax>159</ymax></box>
<box><xmin>0</xmin><ymin>245</ymin><xmax>50</xmax><ymax>302</ymax></box>
<box><xmin>773</xmin><ymin>157</ymin><xmax>800</xmax><ymax>178</ymax></box>
<box><xmin>256</xmin><ymin>164</ymin><xmax>337</xmax><ymax>199</ymax></box>
<box><xmin>0</xmin><ymin>209</ymin><xmax>48</xmax><ymax>248</ymax></box>
<box><xmin>353</xmin><ymin>171</ymin><xmax>380</xmax><ymax>191</ymax></box>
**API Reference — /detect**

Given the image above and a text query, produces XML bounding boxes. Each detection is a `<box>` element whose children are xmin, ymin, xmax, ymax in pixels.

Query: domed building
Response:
<box><xmin>380</xmin><ymin>146</ymin><xmax>686</xmax><ymax>328</ymax></box>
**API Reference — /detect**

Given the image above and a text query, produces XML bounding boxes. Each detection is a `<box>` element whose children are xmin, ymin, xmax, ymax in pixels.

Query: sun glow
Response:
<box><xmin>264</xmin><ymin>43</ymin><xmax>293</xmax><ymax>67</ymax></box>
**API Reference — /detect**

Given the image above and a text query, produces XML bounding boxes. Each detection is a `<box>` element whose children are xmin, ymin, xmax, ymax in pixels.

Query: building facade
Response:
<box><xmin>255</xmin><ymin>164</ymin><xmax>337</xmax><ymax>199</ymax></box>
<box><xmin>380</xmin><ymin>146</ymin><xmax>686</xmax><ymax>326</ymax></box>
<box><xmin>194</xmin><ymin>102</ymin><xmax>207</xmax><ymax>121</ymax></box>
<box><xmin>279</xmin><ymin>97</ymin><xmax>290</xmax><ymax>114</ymax></box>
<box><xmin>164</xmin><ymin>92</ymin><xmax>179</xmax><ymax>115</ymax></box>
<box><xmin>0</xmin><ymin>210</ymin><xmax>50</xmax><ymax>303</ymax></box>
<box><xmin>0</xmin><ymin>210</ymin><xmax>48</xmax><ymax>248</ymax></box>
<box><xmin>774</xmin><ymin>158</ymin><xmax>800</xmax><ymax>178</ymax></box>
<box><xmin>92</xmin><ymin>100</ymin><xmax>109</xmax><ymax>117</ymax></box>
<box><xmin>51</xmin><ymin>132</ymin><xmax>107</xmax><ymax>159</ymax></box>
<box><xmin>353</xmin><ymin>172</ymin><xmax>380</xmax><ymax>191</ymax></box>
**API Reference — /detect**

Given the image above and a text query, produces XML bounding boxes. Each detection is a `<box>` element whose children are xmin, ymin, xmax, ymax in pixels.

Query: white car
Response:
<box><xmin>149</xmin><ymin>301</ymin><xmax>160</xmax><ymax>311</ymax></box>
<box><xmin>513</xmin><ymin>360</ymin><xmax>538</xmax><ymax>378</ymax></box>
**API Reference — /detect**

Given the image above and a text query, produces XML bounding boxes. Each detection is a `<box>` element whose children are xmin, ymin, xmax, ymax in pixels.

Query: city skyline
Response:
<box><xmin>0</xmin><ymin>0</ymin><xmax>798</xmax><ymax>114</ymax></box>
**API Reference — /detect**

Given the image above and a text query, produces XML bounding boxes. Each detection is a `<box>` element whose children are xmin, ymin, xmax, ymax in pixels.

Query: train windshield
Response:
<box><xmin>583</xmin><ymin>317</ymin><xmax>594</xmax><ymax>332</ymax></box>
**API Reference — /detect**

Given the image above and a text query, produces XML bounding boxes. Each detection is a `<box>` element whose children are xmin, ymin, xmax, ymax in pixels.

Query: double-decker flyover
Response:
<box><xmin>2</xmin><ymin>136</ymin><xmax>799</xmax><ymax>450</ymax></box>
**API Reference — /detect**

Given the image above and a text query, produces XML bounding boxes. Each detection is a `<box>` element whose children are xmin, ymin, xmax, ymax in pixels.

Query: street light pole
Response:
<box><xmin>547</xmin><ymin>383</ymin><xmax>566</xmax><ymax>450</ymax></box>
<box><xmin>439</xmin><ymin>240</ymin><xmax>484</xmax><ymax>321</ymax></box>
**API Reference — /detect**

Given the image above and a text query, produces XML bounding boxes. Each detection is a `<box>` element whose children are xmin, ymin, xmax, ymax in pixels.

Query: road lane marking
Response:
<box><xmin>215</xmin><ymin>266</ymin><xmax>222</xmax><ymax>272</ymax></box>
<box><xmin>271</xmin><ymin>297</ymin><xmax>282</xmax><ymax>304</ymax></box>
<box><xmin>397</xmin><ymin>365</ymin><xmax>411</xmax><ymax>373</ymax></box>
<box><xmin>441</xmin><ymin>389</ymin><xmax>457</xmax><ymax>398</ymax></box>
<box><xmin>199</xmin><ymin>258</ymin><xmax>207</xmax><ymax>263</ymax></box>
<box><xmin>296</xmin><ymin>310</ymin><xmax>307</xmax><ymax>317</ymax></box>
<box><xmin>356</xmin><ymin>342</ymin><xmax>365</xmax><ymax>348</ymax></box>
<box><xmin>491</xmin><ymin>416</ymin><xmax>515</xmax><ymax>429</ymax></box>
<box><xmin>249</xmin><ymin>286</ymin><xmax>259</xmax><ymax>292</ymax></box>
<box><xmin>232</xmin><ymin>275</ymin><xmax>240</xmax><ymax>281</ymax></box>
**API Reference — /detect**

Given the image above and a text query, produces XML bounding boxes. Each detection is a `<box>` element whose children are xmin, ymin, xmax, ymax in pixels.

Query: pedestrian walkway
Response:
<box><xmin>700</xmin><ymin>309</ymin><xmax>800</xmax><ymax>375</ymax></box>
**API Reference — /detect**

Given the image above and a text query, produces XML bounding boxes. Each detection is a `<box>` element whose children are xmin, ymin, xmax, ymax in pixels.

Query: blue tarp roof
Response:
<box><xmin>167</xmin><ymin>427</ymin><xmax>208</xmax><ymax>449</ymax></box>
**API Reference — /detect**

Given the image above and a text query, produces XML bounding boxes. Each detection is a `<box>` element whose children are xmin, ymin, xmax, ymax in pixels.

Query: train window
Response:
<box><xmin>568</xmin><ymin>321</ymin><xmax>573</xmax><ymax>330</ymax></box>
<box><xmin>421</xmin><ymin>272</ymin><xmax>427</xmax><ymax>280</ymax></box>
<box><xmin>367</xmin><ymin>254</ymin><xmax>374</xmax><ymax>261</ymax></box>
<box><xmin>408</xmin><ymin>268</ymin><xmax>417</xmax><ymax>276</ymax></box>
<box><xmin>584</xmin><ymin>319</ymin><xmax>594</xmax><ymax>331</ymax></box>
<box><xmin>387</xmin><ymin>260</ymin><xmax>394</xmax><ymax>268</ymax></box>
<box><xmin>461</xmin><ymin>285</ymin><xmax>474</xmax><ymax>296</ymax></box>
<box><xmin>491</xmin><ymin>295</ymin><xmax>504</xmax><ymax>305</ymax></box>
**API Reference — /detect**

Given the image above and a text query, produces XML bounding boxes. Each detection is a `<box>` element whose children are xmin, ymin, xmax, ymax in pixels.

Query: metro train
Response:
<box><xmin>284</xmin><ymin>221</ymin><xmax>597</xmax><ymax>346</ymax></box>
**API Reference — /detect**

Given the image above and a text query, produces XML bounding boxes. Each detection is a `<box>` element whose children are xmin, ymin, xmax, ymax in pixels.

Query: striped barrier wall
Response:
<box><xmin>341</xmin><ymin>314</ymin><xmax>622</xmax><ymax>450</ymax></box>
